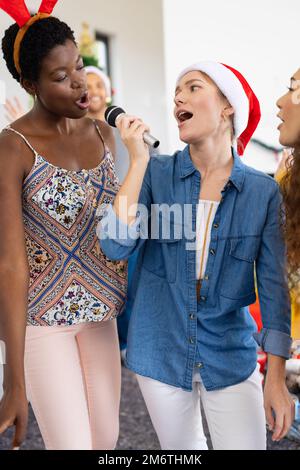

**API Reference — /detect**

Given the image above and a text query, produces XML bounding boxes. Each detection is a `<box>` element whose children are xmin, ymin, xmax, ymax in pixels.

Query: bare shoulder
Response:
<box><xmin>79</xmin><ymin>117</ymin><xmax>112</xmax><ymax>141</ymax></box>
<box><xmin>95</xmin><ymin>119</ymin><xmax>113</xmax><ymax>140</ymax></box>
<box><xmin>0</xmin><ymin>130</ymin><xmax>26</xmax><ymax>230</ymax></box>
<box><xmin>0</xmin><ymin>127</ymin><xmax>21</xmax><ymax>150</ymax></box>
<box><xmin>0</xmin><ymin>129</ymin><xmax>26</xmax><ymax>179</ymax></box>
<box><xmin>0</xmin><ymin>129</ymin><xmax>29</xmax><ymax>265</ymax></box>
<box><xmin>79</xmin><ymin>117</ymin><xmax>115</xmax><ymax>157</ymax></box>
<box><xmin>94</xmin><ymin>119</ymin><xmax>115</xmax><ymax>156</ymax></box>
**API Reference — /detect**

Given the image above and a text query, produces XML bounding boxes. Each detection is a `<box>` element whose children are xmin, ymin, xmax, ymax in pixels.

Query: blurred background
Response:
<box><xmin>0</xmin><ymin>0</ymin><xmax>300</xmax><ymax>448</ymax></box>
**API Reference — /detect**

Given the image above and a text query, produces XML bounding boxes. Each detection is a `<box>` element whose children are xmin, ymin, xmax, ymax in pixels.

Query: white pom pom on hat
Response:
<box><xmin>176</xmin><ymin>61</ymin><xmax>261</xmax><ymax>156</ymax></box>
<box><xmin>85</xmin><ymin>66</ymin><xmax>112</xmax><ymax>98</ymax></box>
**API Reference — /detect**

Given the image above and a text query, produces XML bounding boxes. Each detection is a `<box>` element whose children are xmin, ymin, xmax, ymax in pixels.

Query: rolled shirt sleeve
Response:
<box><xmin>253</xmin><ymin>328</ymin><xmax>292</xmax><ymax>359</ymax></box>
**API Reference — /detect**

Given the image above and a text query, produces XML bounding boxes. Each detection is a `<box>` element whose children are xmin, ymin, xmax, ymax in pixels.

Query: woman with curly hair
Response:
<box><xmin>277</xmin><ymin>69</ymin><xmax>300</xmax><ymax>278</ymax></box>
<box><xmin>0</xmin><ymin>0</ymin><xmax>127</xmax><ymax>450</ymax></box>
<box><xmin>276</xmin><ymin>69</ymin><xmax>300</xmax><ymax>339</ymax></box>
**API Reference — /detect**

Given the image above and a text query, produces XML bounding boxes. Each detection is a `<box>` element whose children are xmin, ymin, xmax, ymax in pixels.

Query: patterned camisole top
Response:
<box><xmin>5</xmin><ymin>121</ymin><xmax>127</xmax><ymax>327</ymax></box>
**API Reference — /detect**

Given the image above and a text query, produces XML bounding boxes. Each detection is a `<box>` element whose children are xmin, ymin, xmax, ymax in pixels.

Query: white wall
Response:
<box><xmin>162</xmin><ymin>0</ymin><xmax>300</xmax><ymax>157</ymax></box>
<box><xmin>243</xmin><ymin>142</ymin><xmax>282</xmax><ymax>175</ymax></box>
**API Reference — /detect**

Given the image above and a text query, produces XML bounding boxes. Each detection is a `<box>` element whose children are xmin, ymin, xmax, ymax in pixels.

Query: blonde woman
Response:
<box><xmin>99</xmin><ymin>61</ymin><xmax>294</xmax><ymax>449</ymax></box>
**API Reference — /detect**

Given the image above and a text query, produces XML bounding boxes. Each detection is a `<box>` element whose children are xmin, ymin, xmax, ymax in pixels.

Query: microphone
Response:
<box><xmin>105</xmin><ymin>105</ymin><xmax>160</xmax><ymax>149</ymax></box>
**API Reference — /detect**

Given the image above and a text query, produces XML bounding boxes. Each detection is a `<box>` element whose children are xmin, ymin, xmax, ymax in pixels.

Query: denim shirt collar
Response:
<box><xmin>179</xmin><ymin>145</ymin><xmax>246</xmax><ymax>192</ymax></box>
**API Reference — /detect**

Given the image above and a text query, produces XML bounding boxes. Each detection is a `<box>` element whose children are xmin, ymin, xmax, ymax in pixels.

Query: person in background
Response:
<box><xmin>4</xmin><ymin>96</ymin><xmax>25</xmax><ymax>122</ymax></box>
<box><xmin>79</xmin><ymin>22</ymin><xmax>131</xmax><ymax>182</ymax></box>
<box><xmin>80</xmin><ymin>24</ymin><xmax>155</xmax><ymax>361</ymax></box>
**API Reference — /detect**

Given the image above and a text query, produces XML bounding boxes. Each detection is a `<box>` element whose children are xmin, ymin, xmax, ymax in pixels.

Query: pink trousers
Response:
<box><xmin>24</xmin><ymin>320</ymin><xmax>121</xmax><ymax>450</ymax></box>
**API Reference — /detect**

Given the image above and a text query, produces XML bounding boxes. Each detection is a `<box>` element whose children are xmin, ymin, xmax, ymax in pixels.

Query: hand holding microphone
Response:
<box><xmin>105</xmin><ymin>106</ymin><xmax>159</xmax><ymax>164</ymax></box>
<box><xmin>104</xmin><ymin>106</ymin><xmax>154</xmax><ymax>227</ymax></box>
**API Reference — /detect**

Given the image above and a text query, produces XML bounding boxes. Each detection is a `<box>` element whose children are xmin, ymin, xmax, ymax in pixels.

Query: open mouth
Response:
<box><xmin>176</xmin><ymin>110</ymin><xmax>194</xmax><ymax>123</ymax></box>
<box><xmin>277</xmin><ymin>114</ymin><xmax>284</xmax><ymax>123</ymax></box>
<box><xmin>75</xmin><ymin>91</ymin><xmax>90</xmax><ymax>110</ymax></box>
<box><xmin>277</xmin><ymin>114</ymin><xmax>285</xmax><ymax>130</ymax></box>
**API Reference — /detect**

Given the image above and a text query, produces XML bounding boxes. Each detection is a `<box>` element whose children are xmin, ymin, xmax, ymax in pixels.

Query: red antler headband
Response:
<box><xmin>0</xmin><ymin>0</ymin><xmax>59</xmax><ymax>75</ymax></box>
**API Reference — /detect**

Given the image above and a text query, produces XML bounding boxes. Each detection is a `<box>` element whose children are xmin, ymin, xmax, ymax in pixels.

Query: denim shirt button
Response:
<box><xmin>189</xmin><ymin>313</ymin><xmax>195</xmax><ymax>320</ymax></box>
<box><xmin>210</xmin><ymin>249</ymin><xmax>215</xmax><ymax>255</ymax></box>
<box><xmin>200</xmin><ymin>296</ymin><xmax>207</xmax><ymax>302</ymax></box>
<box><xmin>195</xmin><ymin>362</ymin><xmax>203</xmax><ymax>368</ymax></box>
<box><xmin>213</xmin><ymin>223</ymin><xmax>219</xmax><ymax>229</ymax></box>
<box><xmin>204</xmin><ymin>275</ymin><xmax>209</xmax><ymax>281</ymax></box>
<box><xmin>189</xmin><ymin>337</ymin><xmax>195</xmax><ymax>344</ymax></box>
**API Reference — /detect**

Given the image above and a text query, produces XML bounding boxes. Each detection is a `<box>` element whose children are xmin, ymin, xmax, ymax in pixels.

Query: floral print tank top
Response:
<box><xmin>5</xmin><ymin>122</ymin><xmax>127</xmax><ymax>326</ymax></box>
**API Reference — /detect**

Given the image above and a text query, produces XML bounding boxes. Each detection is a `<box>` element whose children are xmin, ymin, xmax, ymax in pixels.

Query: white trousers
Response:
<box><xmin>136</xmin><ymin>365</ymin><xmax>266</xmax><ymax>450</ymax></box>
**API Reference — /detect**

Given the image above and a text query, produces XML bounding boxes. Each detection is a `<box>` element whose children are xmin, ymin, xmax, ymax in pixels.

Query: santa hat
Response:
<box><xmin>176</xmin><ymin>61</ymin><xmax>261</xmax><ymax>156</ymax></box>
<box><xmin>85</xmin><ymin>66</ymin><xmax>112</xmax><ymax>98</ymax></box>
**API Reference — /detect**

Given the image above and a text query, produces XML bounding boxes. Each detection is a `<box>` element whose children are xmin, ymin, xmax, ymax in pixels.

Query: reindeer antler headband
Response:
<box><xmin>0</xmin><ymin>0</ymin><xmax>59</xmax><ymax>75</ymax></box>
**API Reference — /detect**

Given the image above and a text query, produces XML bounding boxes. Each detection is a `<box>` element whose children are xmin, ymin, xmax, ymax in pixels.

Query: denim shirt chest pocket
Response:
<box><xmin>219</xmin><ymin>236</ymin><xmax>261</xmax><ymax>300</ymax></box>
<box><xmin>142</xmin><ymin>217</ymin><xmax>181</xmax><ymax>283</ymax></box>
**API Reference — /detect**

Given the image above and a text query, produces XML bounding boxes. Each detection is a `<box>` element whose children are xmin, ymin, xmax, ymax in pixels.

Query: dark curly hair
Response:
<box><xmin>280</xmin><ymin>147</ymin><xmax>300</xmax><ymax>287</ymax></box>
<box><xmin>2</xmin><ymin>16</ymin><xmax>76</xmax><ymax>83</ymax></box>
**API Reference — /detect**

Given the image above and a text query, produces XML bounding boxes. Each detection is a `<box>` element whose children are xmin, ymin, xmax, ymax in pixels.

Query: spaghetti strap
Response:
<box><xmin>93</xmin><ymin>119</ymin><xmax>106</xmax><ymax>149</ymax></box>
<box><xmin>4</xmin><ymin>126</ymin><xmax>38</xmax><ymax>156</ymax></box>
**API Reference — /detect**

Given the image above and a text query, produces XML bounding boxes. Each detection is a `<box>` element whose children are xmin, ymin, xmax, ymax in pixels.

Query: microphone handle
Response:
<box><xmin>143</xmin><ymin>133</ymin><xmax>160</xmax><ymax>149</ymax></box>
<box><xmin>115</xmin><ymin>114</ymin><xmax>160</xmax><ymax>149</ymax></box>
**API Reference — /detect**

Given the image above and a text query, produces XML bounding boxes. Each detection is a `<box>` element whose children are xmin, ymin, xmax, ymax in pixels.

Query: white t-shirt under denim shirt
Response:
<box><xmin>196</xmin><ymin>200</ymin><xmax>219</xmax><ymax>280</ymax></box>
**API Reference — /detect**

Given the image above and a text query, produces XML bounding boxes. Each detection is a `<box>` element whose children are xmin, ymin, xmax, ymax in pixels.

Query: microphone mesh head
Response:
<box><xmin>104</xmin><ymin>106</ymin><xmax>125</xmax><ymax>127</ymax></box>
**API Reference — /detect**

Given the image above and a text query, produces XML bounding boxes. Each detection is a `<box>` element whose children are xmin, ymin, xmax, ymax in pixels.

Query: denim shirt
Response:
<box><xmin>98</xmin><ymin>146</ymin><xmax>292</xmax><ymax>391</ymax></box>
